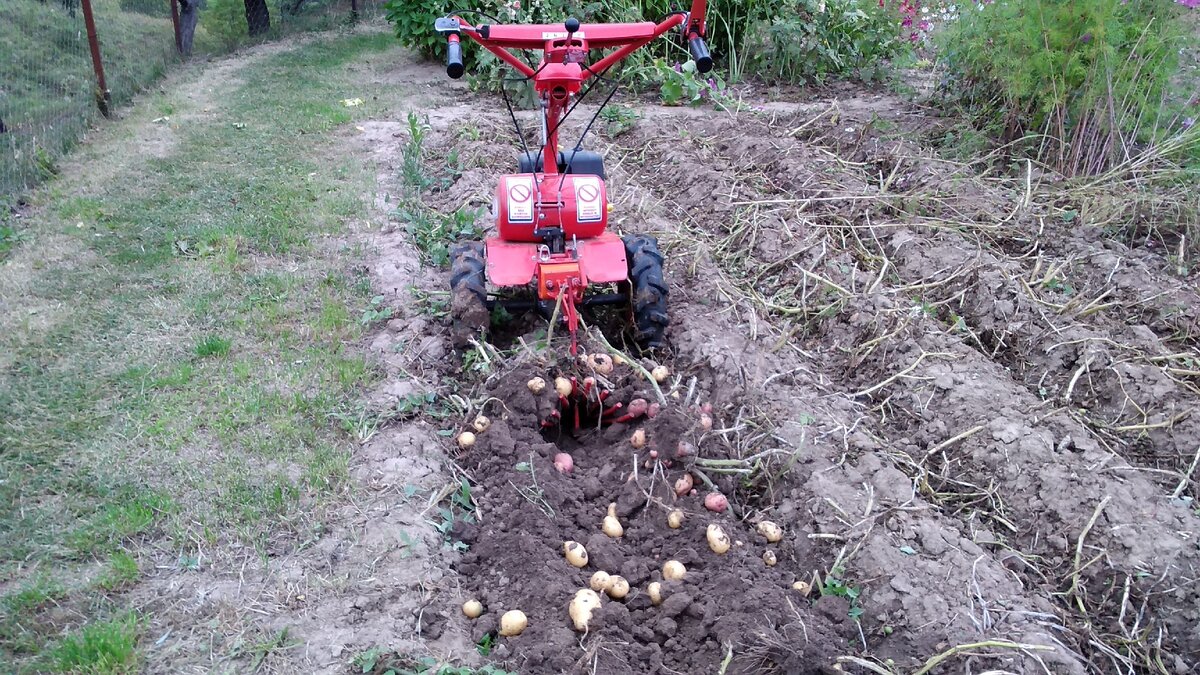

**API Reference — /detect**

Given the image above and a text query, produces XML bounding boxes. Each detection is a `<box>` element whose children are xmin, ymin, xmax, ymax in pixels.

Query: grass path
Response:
<box><xmin>0</xmin><ymin>25</ymin><xmax>432</xmax><ymax>672</ymax></box>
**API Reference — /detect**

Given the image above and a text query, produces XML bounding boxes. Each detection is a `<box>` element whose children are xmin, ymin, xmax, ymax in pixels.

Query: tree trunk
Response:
<box><xmin>179</xmin><ymin>0</ymin><xmax>199</xmax><ymax>56</ymax></box>
<box><xmin>244</xmin><ymin>0</ymin><xmax>270</xmax><ymax>36</ymax></box>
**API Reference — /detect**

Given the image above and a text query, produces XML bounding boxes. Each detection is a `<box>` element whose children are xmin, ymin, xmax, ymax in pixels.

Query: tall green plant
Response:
<box><xmin>938</xmin><ymin>0</ymin><xmax>1193</xmax><ymax>175</ymax></box>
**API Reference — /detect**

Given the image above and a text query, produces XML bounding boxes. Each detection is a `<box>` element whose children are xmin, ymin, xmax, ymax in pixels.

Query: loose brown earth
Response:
<box><xmin>392</xmin><ymin>66</ymin><xmax>1200</xmax><ymax>674</ymax></box>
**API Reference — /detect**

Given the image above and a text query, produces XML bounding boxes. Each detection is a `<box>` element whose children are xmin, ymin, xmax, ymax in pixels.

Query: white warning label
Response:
<box><xmin>574</xmin><ymin>176</ymin><xmax>603</xmax><ymax>223</ymax></box>
<box><xmin>506</xmin><ymin>176</ymin><xmax>535</xmax><ymax>224</ymax></box>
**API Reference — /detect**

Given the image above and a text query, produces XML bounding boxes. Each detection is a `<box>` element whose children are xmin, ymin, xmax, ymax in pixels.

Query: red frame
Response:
<box><xmin>453</xmin><ymin>0</ymin><xmax>707</xmax><ymax>175</ymax></box>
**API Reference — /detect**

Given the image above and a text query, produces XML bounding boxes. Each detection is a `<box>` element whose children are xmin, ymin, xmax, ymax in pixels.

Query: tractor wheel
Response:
<box><xmin>623</xmin><ymin>234</ymin><xmax>669</xmax><ymax>350</ymax></box>
<box><xmin>450</xmin><ymin>241</ymin><xmax>489</xmax><ymax>349</ymax></box>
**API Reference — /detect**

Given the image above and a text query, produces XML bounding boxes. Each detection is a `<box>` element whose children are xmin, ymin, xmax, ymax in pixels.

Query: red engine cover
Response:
<box><xmin>495</xmin><ymin>173</ymin><xmax>608</xmax><ymax>242</ymax></box>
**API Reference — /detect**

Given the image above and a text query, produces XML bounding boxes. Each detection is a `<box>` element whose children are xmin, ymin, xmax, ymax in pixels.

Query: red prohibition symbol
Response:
<box><xmin>509</xmin><ymin>183</ymin><xmax>531</xmax><ymax>202</ymax></box>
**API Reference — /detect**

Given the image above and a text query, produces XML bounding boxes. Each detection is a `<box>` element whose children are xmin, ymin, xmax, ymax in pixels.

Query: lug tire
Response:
<box><xmin>449</xmin><ymin>241</ymin><xmax>489</xmax><ymax>349</ymax></box>
<box><xmin>622</xmin><ymin>234</ymin><xmax>669</xmax><ymax>351</ymax></box>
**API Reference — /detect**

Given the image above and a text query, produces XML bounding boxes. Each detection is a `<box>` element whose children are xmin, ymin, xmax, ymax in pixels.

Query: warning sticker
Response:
<box><xmin>574</xmin><ymin>176</ymin><xmax>603</xmax><ymax>223</ymax></box>
<box><xmin>506</xmin><ymin>176</ymin><xmax>535</xmax><ymax>224</ymax></box>
<box><xmin>541</xmin><ymin>30</ymin><xmax>585</xmax><ymax>39</ymax></box>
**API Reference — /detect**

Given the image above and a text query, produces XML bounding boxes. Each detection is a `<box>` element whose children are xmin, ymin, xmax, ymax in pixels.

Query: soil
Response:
<box><xmin>451</xmin><ymin>359</ymin><xmax>847</xmax><ymax>674</ymax></box>
<box><xmin>398</xmin><ymin>71</ymin><xmax>1200</xmax><ymax>673</ymax></box>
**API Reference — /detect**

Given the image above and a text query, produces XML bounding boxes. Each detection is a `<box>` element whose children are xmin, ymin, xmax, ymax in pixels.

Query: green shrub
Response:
<box><xmin>203</xmin><ymin>0</ymin><xmax>249</xmax><ymax>48</ymax></box>
<box><xmin>938</xmin><ymin>0</ymin><xmax>1194</xmax><ymax>175</ymax></box>
<box><xmin>744</xmin><ymin>0</ymin><xmax>907</xmax><ymax>83</ymax></box>
<box><xmin>383</xmin><ymin>0</ymin><xmax>447</xmax><ymax>59</ymax></box>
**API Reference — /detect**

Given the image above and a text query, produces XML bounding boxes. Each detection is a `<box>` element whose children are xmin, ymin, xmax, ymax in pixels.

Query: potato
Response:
<box><xmin>553</xmin><ymin>452</ymin><xmax>574</xmax><ymax>474</ymax></box>
<box><xmin>762</xmin><ymin>550</ymin><xmax>777</xmax><ymax>566</ymax></box>
<box><xmin>651</xmin><ymin>365</ymin><xmax>669</xmax><ymax>383</ymax></box>
<box><xmin>792</xmin><ymin>580</ymin><xmax>812</xmax><ymax>597</ymax></box>
<box><xmin>647</xmin><ymin>581</ymin><xmax>663</xmax><ymax>605</ymax></box>
<box><xmin>499</xmin><ymin>609</ymin><xmax>527</xmax><ymax>636</ymax></box>
<box><xmin>527</xmin><ymin>377</ymin><xmax>546</xmax><ymax>394</ymax></box>
<box><xmin>471</xmin><ymin>415</ymin><xmax>491</xmax><ymax>434</ymax></box>
<box><xmin>564</xmin><ymin>541</ymin><xmax>589</xmax><ymax>568</ymax></box>
<box><xmin>602</xmin><ymin>511</ymin><xmax>623</xmax><ymax>538</ymax></box>
<box><xmin>662</xmin><ymin>560</ymin><xmax>686</xmax><ymax>581</ymax></box>
<box><xmin>589</xmin><ymin>353</ymin><xmax>614</xmax><ymax>375</ymax></box>
<box><xmin>589</xmin><ymin>571</ymin><xmax>611</xmax><ymax>593</ymax></box>
<box><xmin>667</xmin><ymin>509</ymin><xmax>684</xmax><ymax>529</ymax></box>
<box><xmin>554</xmin><ymin>377</ymin><xmax>573</xmax><ymax>398</ymax></box>
<box><xmin>673</xmin><ymin>474</ymin><xmax>693</xmax><ymax>497</ymax></box>
<box><xmin>757</xmin><ymin>521</ymin><xmax>783</xmax><ymax>543</ymax></box>
<box><xmin>699</xmin><ymin>413</ymin><xmax>713</xmax><ymax>431</ymax></box>
<box><xmin>707</xmin><ymin>523</ymin><xmax>731</xmax><ymax>554</ymax></box>
<box><xmin>606</xmin><ymin>575</ymin><xmax>630</xmax><ymax>599</ymax></box>
<box><xmin>462</xmin><ymin>600</ymin><xmax>483</xmax><ymax>619</ymax></box>
<box><xmin>630</xmin><ymin>429</ymin><xmax>647</xmax><ymax>449</ymax></box>
<box><xmin>704</xmin><ymin>492</ymin><xmax>728</xmax><ymax>513</ymax></box>
<box><xmin>569</xmin><ymin>588</ymin><xmax>602</xmax><ymax>632</ymax></box>
<box><xmin>457</xmin><ymin>431</ymin><xmax>476</xmax><ymax>449</ymax></box>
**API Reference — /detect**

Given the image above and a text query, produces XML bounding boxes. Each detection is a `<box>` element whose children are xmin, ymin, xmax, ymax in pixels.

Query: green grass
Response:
<box><xmin>97</xmin><ymin>552</ymin><xmax>140</xmax><ymax>591</ymax></box>
<box><xmin>48</xmin><ymin>613</ymin><xmax>140</xmax><ymax>674</ymax></box>
<box><xmin>0</xmin><ymin>28</ymin><xmax>403</xmax><ymax>670</ymax></box>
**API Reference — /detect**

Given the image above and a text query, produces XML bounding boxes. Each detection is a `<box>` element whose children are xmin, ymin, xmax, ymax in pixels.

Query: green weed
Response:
<box><xmin>428</xmin><ymin>478</ymin><xmax>477</xmax><ymax>552</ymax></box>
<box><xmin>819</xmin><ymin>567</ymin><xmax>864</xmax><ymax>621</ymax></box>
<box><xmin>402</xmin><ymin>111</ymin><xmax>431</xmax><ymax>192</ymax></box>
<box><xmin>398</xmin><ymin>204</ymin><xmax>485</xmax><ymax>268</ymax></box>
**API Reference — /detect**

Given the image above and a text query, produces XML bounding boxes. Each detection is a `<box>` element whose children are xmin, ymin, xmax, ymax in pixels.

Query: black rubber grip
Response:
<box><xmin>446</xmin><ymin>39</ymin><xmax>464</xmax><ymax>79</ymax></box>
<box><xmin>688</xmin><ymin>37</ymin><xmax>712</xmax><ymax>74</ymax></box>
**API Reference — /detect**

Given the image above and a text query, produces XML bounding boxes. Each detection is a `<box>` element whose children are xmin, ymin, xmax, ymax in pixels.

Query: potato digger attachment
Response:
<box><xmin>436</xmin><ymin>1</ymin><xmax>713</xmax><ymax>357</ymax></box>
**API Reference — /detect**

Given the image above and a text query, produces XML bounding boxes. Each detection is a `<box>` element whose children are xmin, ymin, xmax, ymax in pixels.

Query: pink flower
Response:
<box><xmin>1177</xmin><ymin>0</ymin><xmax>1199</xmax><ymax>8</ymax></box>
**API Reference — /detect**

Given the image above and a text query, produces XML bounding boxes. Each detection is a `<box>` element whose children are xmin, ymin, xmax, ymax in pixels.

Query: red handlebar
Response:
<box><xmin>448</xmin><ymin>0</ymin><xmax>709</xmax><ymax>80</ymax></box>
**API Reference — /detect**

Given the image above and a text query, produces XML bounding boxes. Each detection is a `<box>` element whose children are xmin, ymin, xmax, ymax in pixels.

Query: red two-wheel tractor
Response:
<box><xmin>436</xmin><ymin>2</ymin><xmax>712</xmax><ymax>355</ymax></box>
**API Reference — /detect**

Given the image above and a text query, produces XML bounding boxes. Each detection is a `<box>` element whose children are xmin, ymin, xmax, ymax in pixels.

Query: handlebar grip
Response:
<box><xmin>688</xmin><ymin>37</ymin><xmax>712</xmax><ymax>74</ymax></box>
<box><xmin>446</xmin><ymin>35</ymin><xmax>465</xmax><ymax>79</ymax></box>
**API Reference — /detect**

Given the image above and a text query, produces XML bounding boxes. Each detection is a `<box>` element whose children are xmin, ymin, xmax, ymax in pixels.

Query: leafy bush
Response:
<box><xmin>938</xmin><ymin>0</ymin><xmax>1195</xmax><ymax>175</ymax></box>
<box><xmin>383</xmin><ymin>0</ymin><xmax>447</xmax><ymax>60</ymax></box>
<box><xmin>743</xmin><ymin>0</ymin><xmax>908</xmax><ymax>83</ymax></box>
<box><xmin>202</xmin><ymin>0</ymin><xmax>249</xmax><ymax>48</ymax></box>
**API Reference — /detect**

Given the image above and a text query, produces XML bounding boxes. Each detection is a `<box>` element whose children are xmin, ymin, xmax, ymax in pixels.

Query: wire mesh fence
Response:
<box><xmin>1</xmin><ymin>0</ymin><xmax>383</xmax><ymax>198</ymax></box>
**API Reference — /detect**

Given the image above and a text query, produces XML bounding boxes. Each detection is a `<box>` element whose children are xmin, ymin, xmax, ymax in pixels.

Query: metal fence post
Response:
<box><xmin>171</xmin><ymin>0</ymin><xmax>183</xmax><ymax>53</ymax></box>
<box><xmin>79</xmin><ymin>0</ymin><xmax>112</xmax><ymax>117</ymax></box>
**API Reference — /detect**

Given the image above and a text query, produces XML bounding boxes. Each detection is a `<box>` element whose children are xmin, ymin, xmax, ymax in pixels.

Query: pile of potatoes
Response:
<box><xmin>461</xmin><ymin>504</ymin><xmax>790</xmax><ymax>637</ymax></box>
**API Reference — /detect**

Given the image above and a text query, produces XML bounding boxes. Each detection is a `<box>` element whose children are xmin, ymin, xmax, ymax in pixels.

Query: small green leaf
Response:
<box><xmin>899</xmin><ymin>545</ymin><xmax>917</xmax><ymax>555</ymax></box>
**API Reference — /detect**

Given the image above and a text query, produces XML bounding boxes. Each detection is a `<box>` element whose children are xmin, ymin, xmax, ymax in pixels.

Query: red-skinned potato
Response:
<box><xmin>704</xmin><ymin>492</ymin><xmax>728</xmax><ymax>513</ymax></box>
<box><xmin>554</xmin><ymin>453</ymin><xmax>574</xmax><ymax>474</ymax></box>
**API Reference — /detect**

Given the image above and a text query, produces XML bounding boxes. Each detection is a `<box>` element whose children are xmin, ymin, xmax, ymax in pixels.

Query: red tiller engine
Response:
<box><xmin>494</xmin><ymin>173</ymin><xmax>609</xmax><ymax>242</ymax></box>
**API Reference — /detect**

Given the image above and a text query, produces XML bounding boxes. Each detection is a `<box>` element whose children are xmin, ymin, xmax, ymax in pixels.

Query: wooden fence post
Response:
<box><xmin>79</xmin><ymin>0</ymin><xmax>112</xmax><ymax>117</ymax></box>
<box><xmin>170</xmin><ymin>0</ymin><xmax>183</xmax><ymax>53</ymax></box>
